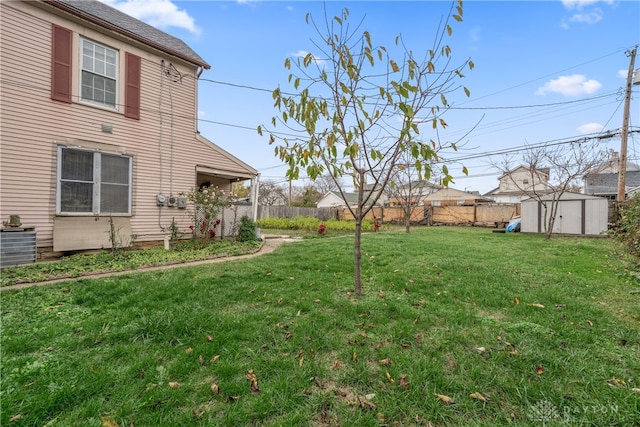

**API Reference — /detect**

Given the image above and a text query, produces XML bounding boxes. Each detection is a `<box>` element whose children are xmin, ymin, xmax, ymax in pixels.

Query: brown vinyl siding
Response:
<box><xmin>1</xmin><ymin>1</ymin><xmax>256</xmax><ymax>250</ymax></box>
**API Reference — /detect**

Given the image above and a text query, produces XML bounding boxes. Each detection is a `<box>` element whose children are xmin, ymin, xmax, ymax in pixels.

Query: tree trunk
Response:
<box><xmin>404</xmin><ymin>205</ymin><xmax>411</xmax><ymax>233</ymax></box>
<box><xmin>354</xmin><ymin>215</ymin><xmax>363</xmax><ymax>296</ymax></box>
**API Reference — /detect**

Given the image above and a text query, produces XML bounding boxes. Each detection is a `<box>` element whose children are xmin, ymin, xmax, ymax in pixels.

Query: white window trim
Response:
<box><xmin>78</xmin><ymin>37</ymin><xmax>119</xmax><ymax>111</ymax></box>
<box><xmin>56</xmin><ymin>146</ymin><xmax>132</xmax><ymax>216</ymax></box>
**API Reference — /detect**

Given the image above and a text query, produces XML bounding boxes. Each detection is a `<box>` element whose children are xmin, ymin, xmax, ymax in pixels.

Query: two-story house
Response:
<box><xmin>0</xmin><ymin>0</ymin><xmax>258</xmax><ymax>257</ymax></box>
<box><xmin>484</xmin><ymin>166</ymin><xmax>550</xmax><ymax>203</ymax></box>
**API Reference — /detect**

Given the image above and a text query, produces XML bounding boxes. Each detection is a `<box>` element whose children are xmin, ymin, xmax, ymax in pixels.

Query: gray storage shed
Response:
<box><xmin>521</xmin><ymin>192</ymin><xmax>609</xmax><ymax>236</ymax></box>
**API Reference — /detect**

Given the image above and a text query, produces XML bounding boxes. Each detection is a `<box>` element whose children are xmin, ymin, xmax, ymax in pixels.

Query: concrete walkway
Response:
<box><xmin>1</xmin><ymin>236</ymin><xmax>298</xmax><ymax>291</ymax></box>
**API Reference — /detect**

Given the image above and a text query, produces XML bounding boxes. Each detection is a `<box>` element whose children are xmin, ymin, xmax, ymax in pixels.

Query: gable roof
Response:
<box><xmin>44</xmin><ymin>0</ymin><xmax>210</xmax><ymax>69</ymax></box>
<box><xmin>497</xmin><ymin>165</ymin><xmax>550</xmax><ymax>181</ymax></box>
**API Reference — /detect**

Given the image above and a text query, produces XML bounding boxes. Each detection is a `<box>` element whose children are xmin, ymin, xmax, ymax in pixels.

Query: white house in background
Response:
<box><xmin>316</xmin><ymin>191</ymin><xmax>385</xmax><ymax>209</ymax></box>
<box><xmin>484</xmin><ymin>166</ymin><xmax>550</xmax><ymax>203</ymax></box>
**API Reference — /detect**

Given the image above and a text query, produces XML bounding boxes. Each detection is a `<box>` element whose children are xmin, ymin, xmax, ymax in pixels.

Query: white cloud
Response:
<box><xmin>577</xmin><ymin>122</ymin><xmax>604</xmax><ymax>134</ymax></box>
<box><xmin>568</xmin><ymin>9</ymin><xmax>603</xmax><ymax>24</ymax></box>
<box><xmin>290</xmin><ymin>50</ymin><xmax>326</xmax><ymax>68</ymax></box>
<box><xmin>561</xmin><ymin>0</ymin><xmax>613</xmax><ymax>10</ymax></box>
<box><xmin>198</xmin><ymin>110</ymin><xmax>206</xmax><ymax>118</ymax></box>
<box><xmin>618</xmin><ymin>69</ymin><xmax>628</xmax><ymax>78</ymax></box>
<box><xmin>100</xmin><ymin>0</ymin><xmax>200</xmax><ymax>35</ymax></box>
<box><xmin>535</xmin><ymin>74</ymin><xmax>602</xmax><ymax>96</ymax></box>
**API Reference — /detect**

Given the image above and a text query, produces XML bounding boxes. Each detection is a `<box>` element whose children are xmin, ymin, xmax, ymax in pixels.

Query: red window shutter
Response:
<box><xmin>51</xmin><ymin>24</ymin><xmax>72</xmax><ymax>103</ymax></box>
<box><xmin>125</xmin><ymin>53</ymin><xmax>141</xmax><ymax>119</ymax></box>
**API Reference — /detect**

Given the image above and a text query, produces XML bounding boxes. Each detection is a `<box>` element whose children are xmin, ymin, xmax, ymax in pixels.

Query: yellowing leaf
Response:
<box><xmin>514</xmin><ymin>297</ymin><xmax>520</xmax><ymax>305</ymax></box>
<box><xmin>101</xmin><ymin>415</ymin><xmax>119</xmax><ymax>427</ymax></box>
<box><xmin>299</xmin><ymin>357</ymin><xmax>304</xmax><ymax>367</ymax></box>
<box><xmin>379</xmin><ymin>358</ymin><xmax>391</xmax><ymax>366</ymax></box>
<box><xmin>186</xmin><ymin>347</ymin><xmax>193</xmax><ymax>355</ymax></box>
<box><xmin>332</xmin><ymin>359</ymin><xmax>341</xmax><ymax>370</ymax></box>
<box><xmin>210</xmin><ymin>355</ymin><xmax>220</xmax><ymax>363</ymax></box>
<box><xmin>210</xmin><ymin>383</ymin><xmax>220</xmax><ymax>394</ymax></box>
<box><xmin>207</xmin><ymin>335</ymin><xmax>213</xmax><ymax>342</ymax></box>
<box><xmin>469</xmin><ymin>392</ymin><xmax>488</xmax><ymax>402</ymax></box>
<box><xmin>386</xmin><ymin>371</ymin><xmax>395</xmax><ymax>384</ymax></box>
<box><xmin>536</xmin><ymin>365</ymin><xmax>544</xmax><ymax>375</ymax></box>
<box><xmin>168</xmin><ymin>381</ymin><xmax>182</xmax><ymax>389</ymax></box>
<box><xmin>436</xmin><ymin>394</ymin><xmax>455</xmax><ymax>404</ymax></box>
<box><xmin>353</xmin><ymin>351</ymin><xmax>358</xmax><ymax>361</ymax></box>
<box><xmin>527</xmin><ymin>303</ymin><xmax>545</xmax><ymax>308</ymax></box>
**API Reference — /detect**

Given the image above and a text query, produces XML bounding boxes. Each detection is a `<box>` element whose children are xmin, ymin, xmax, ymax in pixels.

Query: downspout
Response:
<box><xmin>252</xmin><ymin>174</ymin><xmax>261</xmax><ymax>222</ymax></box>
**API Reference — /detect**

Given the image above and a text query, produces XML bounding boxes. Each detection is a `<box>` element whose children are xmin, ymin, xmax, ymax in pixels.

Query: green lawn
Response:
<box><xmin>1</xmin><ymin>227</ymin><xmax>638</xmax><ymax>426</ymax></box>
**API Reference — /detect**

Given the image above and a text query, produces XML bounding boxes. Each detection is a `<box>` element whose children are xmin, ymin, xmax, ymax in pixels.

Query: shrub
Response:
<box><xmin>612</xmin><ymin>194</ymin><xmax>640</xmax><ymax>258</ymax></box>
<box><xmin>238</xmin><ymin>215</ymin><xmax>259</xmax><ymax>242</ymax></box>
<box><xmin>256</xmin><ymin>216</ymin><xmax>376</xmax><ymax>232</ymax></box>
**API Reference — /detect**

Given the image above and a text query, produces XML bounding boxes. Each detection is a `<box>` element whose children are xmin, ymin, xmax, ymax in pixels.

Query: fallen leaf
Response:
<box><xmin>332</xmin><ymin>359</ymin><xmax>341</xmax><ymax>370</ymax></box>
<box><xmin>632</xmin><ymin>388</ymin><xmax>640</xmax><ymax>394</ymax></box>
<box><xmin>365</xmin><ymin>393</ymin><xmax>376</xmax><ymax>400</ymax></box>
<box><xmin>210</xmin><ymin>355</ymin><xmax>220</xmax><ymax>363</ymax></box>
<box><xmin>357</xmin><ymin>396</ymin><xmax>377</xmax><ymax>410</ymax></box>
<box><xmin>386</xmin><ymin>371</ymin><xmax>395</xmax><ymax>384</ymax></box>
<box><xmin>469</xmin><ymin>392</ymin><xmax>488</xmax><ymax>402</ymax></box>
<box><xmin>186</xmin><ymin>347</ymin><xmax>193</xmax><ymax>355</ymax></box>
<box><xmin>527</xmin><ymin>303</ymin><xmax>545</xmax><ymax>308</ymax></box>
<box><xmin>168</xmin><ymin>382</ymin><xmax>182</xmax><ymax>388</ymax></box>
<box><xmin>101</xmin><ymin>415</ymin><xmax>119</xmax><ymax>427</ymax></box>
<box><xmin>586</xmin><ymin>320</ymin><xmax>593</xmax><ymax>327</ymax></box>
<box><xmin>607</xmin><ymin>378</ymin><xmax>626</xmax><ymax>387</ymax></box>
<box><xmin>514</xmin><ymin>297</ymin><xmax>520</xmax><ymax>305</ymax></box>
<box><xmin>210</xmin><ymin>383</ymin><xmax>220</xmax><ymax>394</ymax></box>
<box><xmin>379</xmin><ymin>358</ymin><xmax>391</xmax><ymax>366</ymax></box>
<box><xmin>198</xmin><ymin>355</ymin><xmax>204</xmax><ymax>365</ymax></box>
<box><xmin>353</xmin><ymin>351</ymin><xmax>358</xmax><ymax>361</ymax></box>
<box><xmin>206</xmin><ymin>335</ymin><xmax>213</xmax><ymax>341</ymax></box>
<box><xmin>228</xmin><ymin>395</ymin><xmax>239</xmax><ymax>402</ymax></box>
<box><xmin>401</xmin><ymin>343</ymin><xmax>411</xmax><ymax>349</ymax></box>
<box><xmin>436</xmin><ymin>394</ymin><xmax>455</xmax><ymax>404</ymax></box>
<box><xmin>277</xmin><ymin>298</ymin><xmax>283</xmax><ymax>304</ymax></box>
<box><xmin>377</xmin><ymin>412</ymin><xmax>386</xmax><ymax>423</ymax></box>
<box><xmin>473</xmin><ymin>347</ymin><xmax>486</xmax><ymax>354</ymax></box>
<box><xmin>246</xmin><ymin>369</ymin><xmax>260</xmax><ymax>395</ymax></box>
<box><xmin>299</xmin><ymin>357</ymin><xmax>304</xmax><ymax>367</ymax></box>
<box><xmin>9</xmin><ymin>415</ymin><xmax>22</xmax><ymax>422</ymax></box>
<box><xmin>378</xmin><ymin>290</ymin><xmax>385</xmax><ymax>298</ymax></box>
<box><xmin>399</xmin><ymin>374</ymin><xmax>410</xmax><ymax>390</ymax></box>
<box><xmin>536</xmin><ymin>365</ymin><xmax>544</xmax><ymax>375</ymax></box>
<box><xmin>284</xmin><ymin>332</ymin><xmax>293</xmax><ymax>340</ymax></box>
<box><xmin>297</xmin><ymin>310</ymin><xmax>301</xmax><ymax>316</ymax></box>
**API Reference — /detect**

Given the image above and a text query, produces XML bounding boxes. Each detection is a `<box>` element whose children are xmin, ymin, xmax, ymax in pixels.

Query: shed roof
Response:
<box><xmin>45</xmin><ymin>0</ymin><xmax>210</xmax><ymax>69</ymax></box>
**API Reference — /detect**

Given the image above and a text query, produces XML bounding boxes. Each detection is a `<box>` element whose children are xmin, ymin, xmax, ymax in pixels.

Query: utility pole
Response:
<box><xmin>617</xmin><ymin>45</ymin><xmax>637</xmax><ymax>202</ymax></box>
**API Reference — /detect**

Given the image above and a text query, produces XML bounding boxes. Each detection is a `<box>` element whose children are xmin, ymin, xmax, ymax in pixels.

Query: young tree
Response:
<box><xmin>258</xmin><ymin>180</ymin><xmax>287</xmax><ymax>206</ymax></box>
<box><xmin>292</xmin><ymin>185</ymin><xmax>323</xmax><ymax>207</ymax></box>
<box><xmin>496</xmin><ymin>141</ymin><xmax>607</xmax><ymax>239</ymax></box>
<box><xmin>259</xmin><ymin>3</ymin><xmax>473</xmax><ymax>295</ymax></box>
<box><xmin>386</xmin><ymin>149</ymin><xmax>442</xmax><ymax>233</ymax></box>
<box><xmin>313</xmin><ymin>173</ymin><xmax>342</xmax><ymax>196</ymax></box>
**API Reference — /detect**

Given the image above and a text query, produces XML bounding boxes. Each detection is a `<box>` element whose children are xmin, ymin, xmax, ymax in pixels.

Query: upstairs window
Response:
<box><xmin>81</xmin><ymin>39</ymin><xmax>117</xmax><ymax>107</ymax></box>
<box><xmin>57</xmin><ymin>147</ymin><xmax>131</xmax><ymax>215</ymax></box>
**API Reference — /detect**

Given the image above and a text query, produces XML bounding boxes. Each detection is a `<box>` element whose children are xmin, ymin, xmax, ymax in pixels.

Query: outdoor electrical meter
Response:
<box><xmin>177</xmin><ymin>196</ymin><xmax>187</xmax><ymax>209</ymax></box>
<box><xmin>156</xmin><ymin>193</ymin><xmax>166</xmax><ymax>206</ymax></box>
<box><xmin>167</xmin><ymin>195</ymin><xmax>177</xmax><ymax>207</ymax></box>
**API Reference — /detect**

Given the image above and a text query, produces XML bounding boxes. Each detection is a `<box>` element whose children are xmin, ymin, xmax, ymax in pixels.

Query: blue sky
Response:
<box><xmin>103</xmin><ymin>0</ymin><xmax>640</xmax><ymax>194</ymax></box>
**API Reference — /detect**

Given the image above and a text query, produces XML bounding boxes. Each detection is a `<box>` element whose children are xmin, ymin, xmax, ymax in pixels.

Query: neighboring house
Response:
<box><xmin>520</xmin><ymin>192</ymin><xmax>609</xmax><ymax>236</ymax></box>
<box><xmin>0</xmin><ymin>0</ymin><xmax>258</xmax><ymax>254</ymax></box>
<box><xmin>583</xmin><ymin>153</ymin><xmax>640</xmax><ymax>200</ymax></box>
<box><xmin>386</xmin><ymin>180</ymin><xmax>441</xmax><ymax>207</ymax></box>
<box><xmin>424</xmin><ymin>188</ymin><xmax>493</xmax><ymax>207</ymax></box>
<box><xmin>484</xmin><ymin>166</ymin><xmax>550</xmax><ymax>203</ymax></box>
<box><xmin>316</xmin><ymin>191</ymin><xmax>385</xmax><ymax>209</ymax></box>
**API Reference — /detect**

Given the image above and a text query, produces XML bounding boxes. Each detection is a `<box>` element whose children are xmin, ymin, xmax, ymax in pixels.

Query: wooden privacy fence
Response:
<box><xmin>256</xmin><ymin>203</ymin><xmax>520</xmax><ymax>227</ymax></box>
